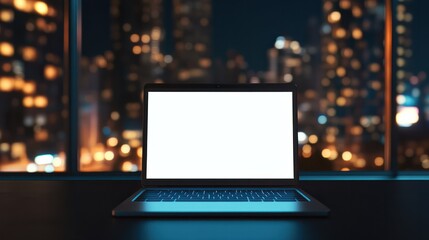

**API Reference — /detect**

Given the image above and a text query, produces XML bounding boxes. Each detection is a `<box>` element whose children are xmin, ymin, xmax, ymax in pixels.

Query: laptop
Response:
<box><xmin>112</xmin><ymin>83</ymin><xmax>329</xmax><ymax>216</ymax></box>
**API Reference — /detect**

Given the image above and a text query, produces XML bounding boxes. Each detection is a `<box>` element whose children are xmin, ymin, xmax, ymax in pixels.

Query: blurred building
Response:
<box><xmin>172</xmin><ymin>0</ymin><xmax>212</xmax><ymax>82</ymax></box>
<box><xmin>395</xmin><ymin>0</ymin><xmax>420</xmax><ymax>128</ymax></box>
<box><xmin>394</xmin><ymin>0</ymin><xmax>429</xmax><ymax>169</ymax></box>
<box><xmin>78</xmin><ymin>0</ymin><xmax>162</xmax><ymax>171</ymax></box>
<box><xmin>264</xmin><ymin>36</ymin><xmax>329</xmax><ymax>169</ymax></box>
<box><xmin>320</xmin><ymin>0</ymin><xmax>385</xmax><ymax>170</ymax></box>
<box><xmin>0</xmin><ymin>0</ymin><xmax>65</xmax><ymax>172</ymax></box>
<box><xmin>266</xmin><ymin>37</ymin><xmax>306</xmax><ymax>84</ymax></box>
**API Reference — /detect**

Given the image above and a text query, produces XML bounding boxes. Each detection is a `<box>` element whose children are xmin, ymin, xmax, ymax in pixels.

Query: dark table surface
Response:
<box><xmin>1</xmin><ymin>180</ymin><xmax>428</xmax><ymax>240</ymax></box>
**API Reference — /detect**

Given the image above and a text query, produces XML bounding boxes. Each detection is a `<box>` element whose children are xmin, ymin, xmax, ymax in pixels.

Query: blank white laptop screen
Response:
<box><xmin>146</xmin><ymin>91</ymin><xmax>295</xmax><ymax>179</ymax></box>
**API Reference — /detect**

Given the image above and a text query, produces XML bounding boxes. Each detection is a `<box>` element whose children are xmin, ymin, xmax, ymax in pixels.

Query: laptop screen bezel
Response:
<box><xmin>141</xmin><ymin>84</ymin><xmax>299</xmax><ymax>187</ymax></box>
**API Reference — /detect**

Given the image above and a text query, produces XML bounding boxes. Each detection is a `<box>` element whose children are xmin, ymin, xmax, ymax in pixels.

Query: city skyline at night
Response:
<box><xmin>0</xmin><ymin>0</ymin><xmax>66</xmax><ymax>172</ymax></box>
<box><xmin>2</xmin><ymin>0</ymin><xmax>429</xmax><ymax>172</ymax></box>
<box><xmin>78</xmin><ymin>0</ymin><xmax>388</xmax><ymax>172</ymax></box>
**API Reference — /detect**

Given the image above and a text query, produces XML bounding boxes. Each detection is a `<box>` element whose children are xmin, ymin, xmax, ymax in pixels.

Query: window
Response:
<box><xmin>0</xmin><ymin>0</ymin><xmax>66</xmax><ymax>172</ymax></box>
<box><xmin>79</xmin><ymin>0</ymin><xmax>386</xmax><ymax>172</ymax></box>
<box><xmin>3</xmin><ymin>0</ymin><xmax>426</xmax><ymax>175</ymax></box>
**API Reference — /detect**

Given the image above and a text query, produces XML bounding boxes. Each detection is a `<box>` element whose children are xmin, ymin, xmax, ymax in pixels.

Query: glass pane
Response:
<box><xmin>0</xmin><ymin>0</ymin><xmax>66</xmax><ymax>172</ymax></box>
<box><xmin>80</xmin><ymin>0</ymin><xmax>386</xmax><ymax>172</ymax></box>
<box><xmin>396</xmin><ymin>0</ymin><xmax>429</xmax><ymax>170</ymax></box>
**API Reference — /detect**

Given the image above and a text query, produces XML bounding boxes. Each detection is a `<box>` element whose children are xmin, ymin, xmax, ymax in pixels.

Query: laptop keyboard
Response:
<box><xmin>134</xmin><ymin>189</ymin><xmax>309</xmax><ymax>202</ymax></box>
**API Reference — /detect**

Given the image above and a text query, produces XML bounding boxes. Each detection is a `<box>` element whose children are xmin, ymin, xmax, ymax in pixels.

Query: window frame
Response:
<box><xmin>4</xmin><ymin>0</ymin><xmax>426</xmax><ymax>180</ymax></box>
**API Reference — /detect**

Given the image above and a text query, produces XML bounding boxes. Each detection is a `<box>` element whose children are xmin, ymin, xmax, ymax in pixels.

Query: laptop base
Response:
<box><xmin>112</xmin><ymin>188</ymin><xmax>329</xmax><ymax>217</ymax></box>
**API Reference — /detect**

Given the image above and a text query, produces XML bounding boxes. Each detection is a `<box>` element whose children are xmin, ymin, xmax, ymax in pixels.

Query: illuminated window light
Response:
<box><xmin>22</xmin><ymin>47</ymin><xmax>37</xmax><ymax>61</ymax></box>
<box><xmin>13</xmin><ymin>0</ymin><xmax>31</xmax><ymax>12</ymax></box>
<box><xmin>326</xmin><ymin>134</ymin><xmax>336</xmax><ymax>143</ymax></box>
<box><xmin>422</xmin><ymin>160</ymin><xmax>429</xmax><ymax>169</ymax></box>
<box><xmin>318</xmin><ymin>115</ymin><xmax>327</xmax><ymax>125</ymax></box>
<box><xmin>339</xmin><ymin>0</ymin><xmax>351</xmax><ymax>9</ymax></box>
<box><xmin>336</xmin><ymin>67</ymin><xmax>346</xmax><ymax>77</ymax></box>
<box><xmin>0</xmin><ymin>143</ymin><xmax>10</xmax><ymax>152</ymax></box>
<box><xmin>93</xmin><ymin>151</ymin><xmax>104</xmax><ymax>161</ymax></box>
<box><xmin>351</xmin><ymin>59</ymin><xmax>361</xmax><ymax>70</ymax></box>
<box><xmin>128</xmin><ymin>139</ymin><xmax>140</xmax><ymax>149</ymax></box>
<box><xmin>95</xmin><ymin>56</ymin><xmax>107</xmax><ymax>68</ymax></box>
<box><xmin>396</xmin><ymin>95</ymin><xmax>406</xmax><ymax>105</ymax></box>
<box><xmin>122</xmin><ymin>161</ymin><xmax>133</xmax><ymax>172</ymax></box>
<box><xmin>334</xmin><ymin>28</ymin><xmax>346</xmax><ymax>38</ymax></box>
<box><xmin>11</xmin><ymin>142</ymin><xmax>26</xmax><ymax>159</ymax></box>
<box><xmin>352</xmin><ymin>6</ymin><xmax>362</xmax><ymax>17</ymax></box>
<box><xmin>151</xmin><ymin>27</ymin><xmax>161</xmax><ymax>41</ymax></box>
<box><xmin>22</xmin><ymin>96</ymin><xmax>34</xmax><ymax>108</ymax></box>
<box><xmin>290</xmin><ymin>41</ymin><xmax>300</xmax><ymax>52</ymax></box>
<box><xmin>396</xmin><ymin>25</ymin><xmax>406</xmax><ymax>34</ymax></box>
<box><xmin>141</xmin><ymin>34</ymin><xmax>150</xmax><ymax>43</ymax></box>
<box><xmin>336</xmin><ymin>97</ymin><xmax>347</xmax><ymax>106</ymax></box>
<box><xmin>137</xmin><ymin>147</ymin><xmax>143</xmax><ymax>158</ymax></box>
<box><xmin>141</xmin><ymin>45</ymin><xmax>150</xmax><ymax>53</ymax></box>
<box><xmin>328</xmin><ymin>11</ymin><xmax>341</xmax><ymax>23</ymax></box>
<box><xmin>342</xmin><ymin>151</ymin><xmax>352</xmax><ymax>161</ymax></box>
<box><xmin>342</xmin><ymin>88</ymin><xmax>354</xmax><ymax>97</ymax></box>
<box><xmin>302</xmin><ymin>144</ymin><xmax>312</xmax><ymax>154</ymax></box>
<box><xmin>374</xmin><ymin>157</ymin><xmax>384</xmax><ymax>167</ymax></box>
<box><xmin>199</xmin><ymin>58</ymin><xmax>212</xmax><ymax>68</ymax></box>
<box><xmin>352</xmin><ymin>29</ymin><xmax>363</xmax><ymax>39</ymax></box>
<box><xmin>130</xmin><ymin>34</ymin><xmax>139</xmax><ymax>43</ymax></box>
<box><xmin>0</xmin><ymin>42</ymin><xmax>14</xmax><ymax>57</ymax></box>
<box><xmin>52</xmin><ymin>157</ymin><xmax>62</xmax><ymax>167</ymax></box>
<box><xmin>323</xmin><ymin>1</ymin><xmax>333</xmax><ymax>11</ymax></box>
<box><xmin>44</xmin><ymin>65</ymin><xmax>59</xmax><ymax>80</ymax></box>
<box><xmin>14</xmin><ymin>78</ymin><xmax>24</xmax><ymax>90</ymax></box>
<box><xmin>120</xmin><ymin>144</ymin><xmax>131</xmax><ymax>155</ymax></box>
<box><xmin>26</xmin><ymin>163</ymin><xmax>38</xmax><ymax>173</ymax></box>
<box><xmin>34</xmin><ymin>96</ymin><xmax>48</xmax><ymax>108</ymax></box>
<box><xmin>342</xmin><ymin>48</ymin><xmax>353</xmax><ymax>58</ymax></box>
<box><xmin>327</xmin><ymin>108</ymin><xmax>336</xmax><ymax>117</ymax></box>
<box><xmin>321</xmin><ymin>148</ymin><xmax>331</xmax><ymax>158</ymax></box>
<box><xmin>396</xmin><ymin>58</ymin><xmax>406</xmax><ymax>67</ymax></box>
<box><xmin>104</xmin><ymin>151</ymin><xmax>114</xmax><ymax>161</ymax></box>
<box><xmin>22</xmin><ymin>81</ymin><xmax>36</xmax><ymax>94</ymax></box>
<box><xmin>111</xmin><ymin>111</ymin><xmax>120</xmax><ymax>120</ymax></box>
<box><xmin>164</xmin><ymin>55</ymin><xmax>173</xmax><ymax>64</ymax></box>
<box><xmin>308</xmin><ymin>135</ymin><xmax>318</xmax><ymax>144</ymax></box>
<box><xmin>132</xmin><ymin>45</ymin><xmax>141</xmax><ymax>55</ymax></box>
<box><xmin>274</xmin><ymin>36</ymin><xmax>285</xmax><ymax>49</ymax></box>
<box><xmin>298</xmin><ymin>132</ymin><xmax>308</xmax><ymax>144</ymax></box>
<box><xmin>44</xmin><ymin>164</ymin><xmax>55</xmax><ymax>173</ymax></box>
<box><xmin>354</xmin><ymin>158</ymin><xmax>366</xmax><ymax>168</ymax></box>
<box><xmin>35</xmin><ymin>154</ymin><xmax>54</xmax><ymax>165</ymax></box>
<box><xmin>0</xmin><ymin>10</ymin><xmax>14</xmax><ymax>22</ymax></box>
<box><xmin>396</xmin><ymin>106</ymin><xmax>419</xmax><ymax>127</ymax></box>
<box><xmin>0</xmin><ymin>77</ymin><xmax>14</xmax><ymax>92</ymax></box>
<box><xmin>350</xmin><ymin>126</ymin><xmax>363</xmax><ymax>135</ymax></box>
<box><xmin>107</xmin><ymin>137</ymin><xmax>118</xmax><ymax>147</ymax></box>
<box><xmin>34</xmin><ymin>1</ymin><xmax>48</xmax><ymax>16</ymax></box>
<box><xmin>80</xmin><ymin>149</ymin><xmax>92</xmax><ymax>165</ymax></box>
<box><xmin>122</xmin><ymin>130</ymin><xmax>140</xmax><ymax>140</ymax></box>
<box><xmin>327</xmin><ymin>42</ymin><xmax>337</xmax><ymax>53</ymax></box>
